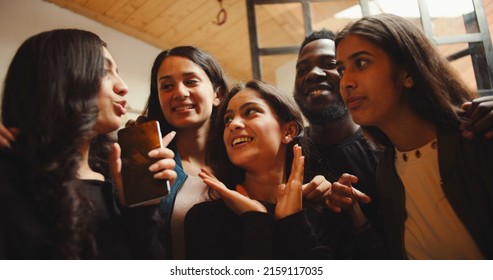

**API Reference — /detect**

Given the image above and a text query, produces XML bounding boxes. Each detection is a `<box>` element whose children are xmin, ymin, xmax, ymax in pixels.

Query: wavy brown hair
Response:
<box><xmin>1</xmin><ymin>29</ymin><xmax>108</xmax><ymax>258</ymax></box>
<box><xmin>335</xmin><ymin>13</ymin><xmax>476</xmax><ymax>146</ymax></box>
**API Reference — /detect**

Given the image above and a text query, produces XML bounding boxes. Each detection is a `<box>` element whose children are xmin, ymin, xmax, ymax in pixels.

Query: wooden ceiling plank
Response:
<box><xmin>151</xmin><ymin>0</ymin><xmax>210</xmax><ymax>39</ymax></box>
<box><xmin>81</xmin><ymin>0</ymin><xmax>116</xmax><ymax>15</ymax></box>
<box><xmin>104</xmin><ymin>0</ymin><xmax>147</xmax><ymax>23</ymax></box>
<box><xmin>166</xmin><ymin>0</ymin><xmax>244</xmax><ymax>46</ymax></box>
<box><xmin>46</xmin><ymin>0</ymin><xmax>173</xmax><ymax>50</ymax></box>
<box><xmin>159</xmin><ymin>2</ymin><xmax>218</xmax><ymax>41</ymax></box>
<box><xmin>123</xmin><ymin>0</ymin><xmax>176</xmax><ymax>30</ymax></box>
<box><xmin>144</xmin><ymin>3</ymin><xmax>215</xmax><ymax>40</ymax></box>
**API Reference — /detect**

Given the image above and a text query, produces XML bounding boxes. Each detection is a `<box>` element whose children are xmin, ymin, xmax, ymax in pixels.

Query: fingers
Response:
<box><xmin>461</xmin><ymin>96</ymin><xmax>493</xmax><ymax>139</ymax></box>
<box><xmin>148</xmin><ymin>158</ymin><xmax>175</xmax><ymax>176</ymax></box>
<box><xmin>0</xmin><ymin>124</ymin><xmax>17</xmax><ymax>149</ymax></box>
<box><xmin>199</xmin><ymin>168</ymin><xmax>230</xmax><ymax>196</ymax></box>
<box><xmin>328</xmin><ymin>181</ymin><xmax>353</xmax><ymax>208</ymax></box>
<box><xmin>276</xmin><ymin>145</ymin><xmax>304</xmax><ymax>219</ymax></box>
<box><xmin>287</xmin><ymin>145</ymin><xmax>304</xmax><ymax>198</ymax></box>
<box><xmin>352</xmin><ymin>188</ymin><xmax>371</xmax><ymax>204</ymax></box>
<box><xmin>109</xmin><ymin>143</ymin><xmax>124</xmax><ymax>204</ymax></box>
<box><xmin>201</xmin><ymin>175</ymin><xmax>266</xmax><ymax>215</ymax></box>
<box><xmin>144</xmin><ymin>131</ymin><xmax>176</xmax><ymax>160</ymax></box>
<box><xmin>202</xmin><ymin>177</ymin><xmax>230</xmax><ymax>197</ymax></box>
<box><xmin>161</xmin><ymin>131</ymin><xmax>176</xmax><ymax>147</ymax></box>
<box><xmin>461</xmin><ymin>101</ymin><xmax>471</xmax><ymax>112</ymax></box>
<box><xmin>302</xmin><ymin>175</ymin><xmax>331</xmax><ymax>201</ymax></box>
<box><xmin>302</xmin><ymin>175</ymin><xmax>322</xmax><ymax>195</ymax></box>
<box><xmin>338</xmin><ymin>173</ymin><xmax>359</xmax><ymax>185</ymax></box>
<box><xmin>199</xmin><ymin>167</ymin><xmax>217</xmax><ymax>181</ymax></box>
<box><xmin>277</xmin><ymin>183</ymin><xmax>286</xmax><ymax>198</ymax></box>
<box><xmin>286</xmin><ymin>145</ymin><xmax>304</xmax><ymax>193</ymax></box>
<box><xmin>147</xmin><ymin>144</ymin><xmax>175</xmax><ymax>162</ymax></box>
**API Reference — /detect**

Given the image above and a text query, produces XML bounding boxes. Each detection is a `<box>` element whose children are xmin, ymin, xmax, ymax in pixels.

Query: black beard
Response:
<box><xmin>299</xmin><ymin>100</ymin><xmax>348</xmax><ymax>125</ymax></box>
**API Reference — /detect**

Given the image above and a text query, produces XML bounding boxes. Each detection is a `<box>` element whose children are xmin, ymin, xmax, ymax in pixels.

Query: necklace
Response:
<box><xmin>395</xmin><ymin>139</ymin><xmax>437</xmax><ymax>162</ymax></box>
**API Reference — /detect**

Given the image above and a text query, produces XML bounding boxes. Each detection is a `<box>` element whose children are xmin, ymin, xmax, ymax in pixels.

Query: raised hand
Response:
<box><xmin>326</xmin><ymin>173</ymin><xmax>370</xmax><ymax>228</ymax></box>
<box><xmin>302</xmin><ymin>175</ymin><xmax>332</xmax><ymax>202</ymax></box>
<box><xmin>199</xmin><ymin>167</ymin><xmax>267</xmax><ymax>215</ymax></box>
<box><xmin>325</xmin><ymin>173</ymin><xmax>370</xmax><ymax>213</ymax></box>
<box><xmin>275</xmin><ymin>144</ymin><xmax>304</xmax><ymax>220</ymax></box>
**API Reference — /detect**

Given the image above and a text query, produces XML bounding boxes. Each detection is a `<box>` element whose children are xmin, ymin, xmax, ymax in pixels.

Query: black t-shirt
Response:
<box><xmin>303</xmin><ymin>128</ymin><xmax>382</xmax><ymax>225</ymax></box>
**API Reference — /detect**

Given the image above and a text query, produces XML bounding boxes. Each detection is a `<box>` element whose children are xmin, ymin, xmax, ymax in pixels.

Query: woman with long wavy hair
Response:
<box><xmin>0</xmin><ymin>29</ymin><xmax>176</xmax><ymax>259</ymax></box>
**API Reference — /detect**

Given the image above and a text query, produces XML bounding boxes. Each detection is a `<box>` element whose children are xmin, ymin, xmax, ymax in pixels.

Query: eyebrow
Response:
<box><xmin>336</xmin><ymin>50</ymin><xmax>372</xmax><ymax>66</ymax></box>
<box><xmin>158</xmin><ymin>71</ymin><xmax>199</xmax><ymax>81</ymax></box>
<box><xmin>225</xmin><ymin>101</ymin><xmax>262</xmax><ymax>115</ymax></box>
<box><xmin>296</xmin><ymin>54</ymin><xmax>335</xmax><ymax>68</ymax></box>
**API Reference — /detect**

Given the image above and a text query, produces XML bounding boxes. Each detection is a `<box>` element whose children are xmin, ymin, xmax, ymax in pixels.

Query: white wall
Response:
<box><xmin>275</xmin><ymin>59</ymin><xmax>296</xmax><ymax>95</ymax></box>
<box><xmin>0</xmin><ymin>0</ymin><xmax>162</xmax><ymax>121</ymax></box>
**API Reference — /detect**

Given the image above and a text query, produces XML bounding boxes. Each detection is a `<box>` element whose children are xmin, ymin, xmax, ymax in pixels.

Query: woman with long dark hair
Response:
<box><xmin>335</xmin><ymin>13</ymin><xmax>493</xmax><ymax>259</ymax></box>
<box><xmin>0</xmin><ymin>29</ymin><xmax>176</xmax><ymax>259</ymax></box>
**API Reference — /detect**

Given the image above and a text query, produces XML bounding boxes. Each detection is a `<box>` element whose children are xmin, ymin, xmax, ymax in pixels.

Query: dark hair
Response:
<box><xmin>299</xmin><ymin>29</ymin><xmax>336</xmax><ymax>54</ymax></box>
<box><xmin>1</xmin><ymin>29</ymin><xmax>107</xmax><ymax>258</ymax></box>
<box><xmin>205</xmin><ymin>79</ymin><xmax>305</xmax><ymax>189</ymax></box>
<box><xmin>144</xmin><ymin>46</ymin><xmax>228</xmax><ymax>142</ymax></box>
<box><xmin>335</xmin><ymin>13</ymin><xmax>476</xmax><ymax>146</ymax></box>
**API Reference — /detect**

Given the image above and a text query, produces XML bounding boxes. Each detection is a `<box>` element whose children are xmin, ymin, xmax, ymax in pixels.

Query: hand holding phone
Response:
<box><xmin>117</xmin><ymin>121</ymin><xmax>171</xmax><ymax>207</ymax></box>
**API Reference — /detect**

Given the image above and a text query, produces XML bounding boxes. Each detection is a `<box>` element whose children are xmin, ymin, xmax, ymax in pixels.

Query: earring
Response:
<box><xmin>404</xmin><ymin>78</ymin><xmax>414</xmax><ymax>88</ymax></box>
<box><xmin>284</xmin><ymin>136</ymin><xmax>291</xmax><ymax>143</ymax></box>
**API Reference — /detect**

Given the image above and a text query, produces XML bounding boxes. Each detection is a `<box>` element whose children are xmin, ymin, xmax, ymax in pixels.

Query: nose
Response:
<box><xmin>228</xmin><ymin>115</ymin><xmax>245</xmax><ymax>131</ymax></box>
<box><xmin>173</xmin><ymin>82</ymin><xmax>190</xmax><ymax>100</ymax></box>
<box><xmin>305</xmin><ymin>66</ymin><xmax>325</xmax><ymax>83</ymax></box>
<box><xmin>339</xmin><ymin>71</ymin><xmax>355</xmax><ymax>96</ymax></box>
<box><xmin>115</xmin><ymin>74</ymin><xmax>128</xmax><ymax>96</ymax></box>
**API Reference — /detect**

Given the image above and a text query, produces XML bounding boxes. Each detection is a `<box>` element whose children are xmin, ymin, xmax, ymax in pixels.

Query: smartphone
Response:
<box><xmin>117</xmin><ymin>120</ymin><xmax>170</xmax><ymax>207</ymax></box>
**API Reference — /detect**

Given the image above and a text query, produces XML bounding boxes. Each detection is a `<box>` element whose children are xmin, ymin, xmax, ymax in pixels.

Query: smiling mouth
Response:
<box><xmin>307</xmin><ymin>88</ymin><xmax>333</xmax><ymax>97</ymax></box>
<box><xmin>173</xmin><ymin>105</ymin><xmax>195</xmax><ymax>112</ymax></box>
<box><xmin>232</xmin><ymin>136</ymin><xmax>253</xmax><ymax>146</ymax></box>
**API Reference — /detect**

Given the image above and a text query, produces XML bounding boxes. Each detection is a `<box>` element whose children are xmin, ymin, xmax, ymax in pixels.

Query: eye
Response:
<box><xmin>355</xmin><ymin>58</ymin><xmax>369</xmax><ymax>69</ymax></box>
<box><xmin>245</xmin><ymin>107</ymin><xmax>259</xmax><ymax>116</ymax></box>
<box><xmin>323</xmin><ymin>60</ymin><xmax>337</xmax><ymax>70</ymax></box>
<box><xmin>336</xmin><ymin>66</ymin><xmax>345</xmax><ymax>77</ymax></box>
<box><xmin>159</xmin><ymin>83</ymin><xmax>173</xmax><ymax>92</ymax></box>
<box><xmin>296</xmin><ymin>66</ymin><xmax>308</xmax><ymax>76</ymax></box>
<box><xmin>224</xmin><ymin>114</ymin><xmax>233</xmax><ymax>126</ymax></box>
<box><xmin>185</xmin><ymin>79</ymin><xmax>199</xmax><ymax>86</ymax></box>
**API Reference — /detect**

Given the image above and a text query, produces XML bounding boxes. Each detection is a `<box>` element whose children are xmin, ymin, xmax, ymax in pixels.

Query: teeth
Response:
<box><xmin>232</xmin><ymin>137</ymin><xmax>252</xmax><ymax>146</ymax></box>
<box><xmin>309</xmin><ymin>89</ymin><xmax>323</xmax><ymax>96</ymax></box>
<box><xmin>174</xmin><ymin>105</ymin><xmax>194</xmax><ymax>111</ymax></box>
